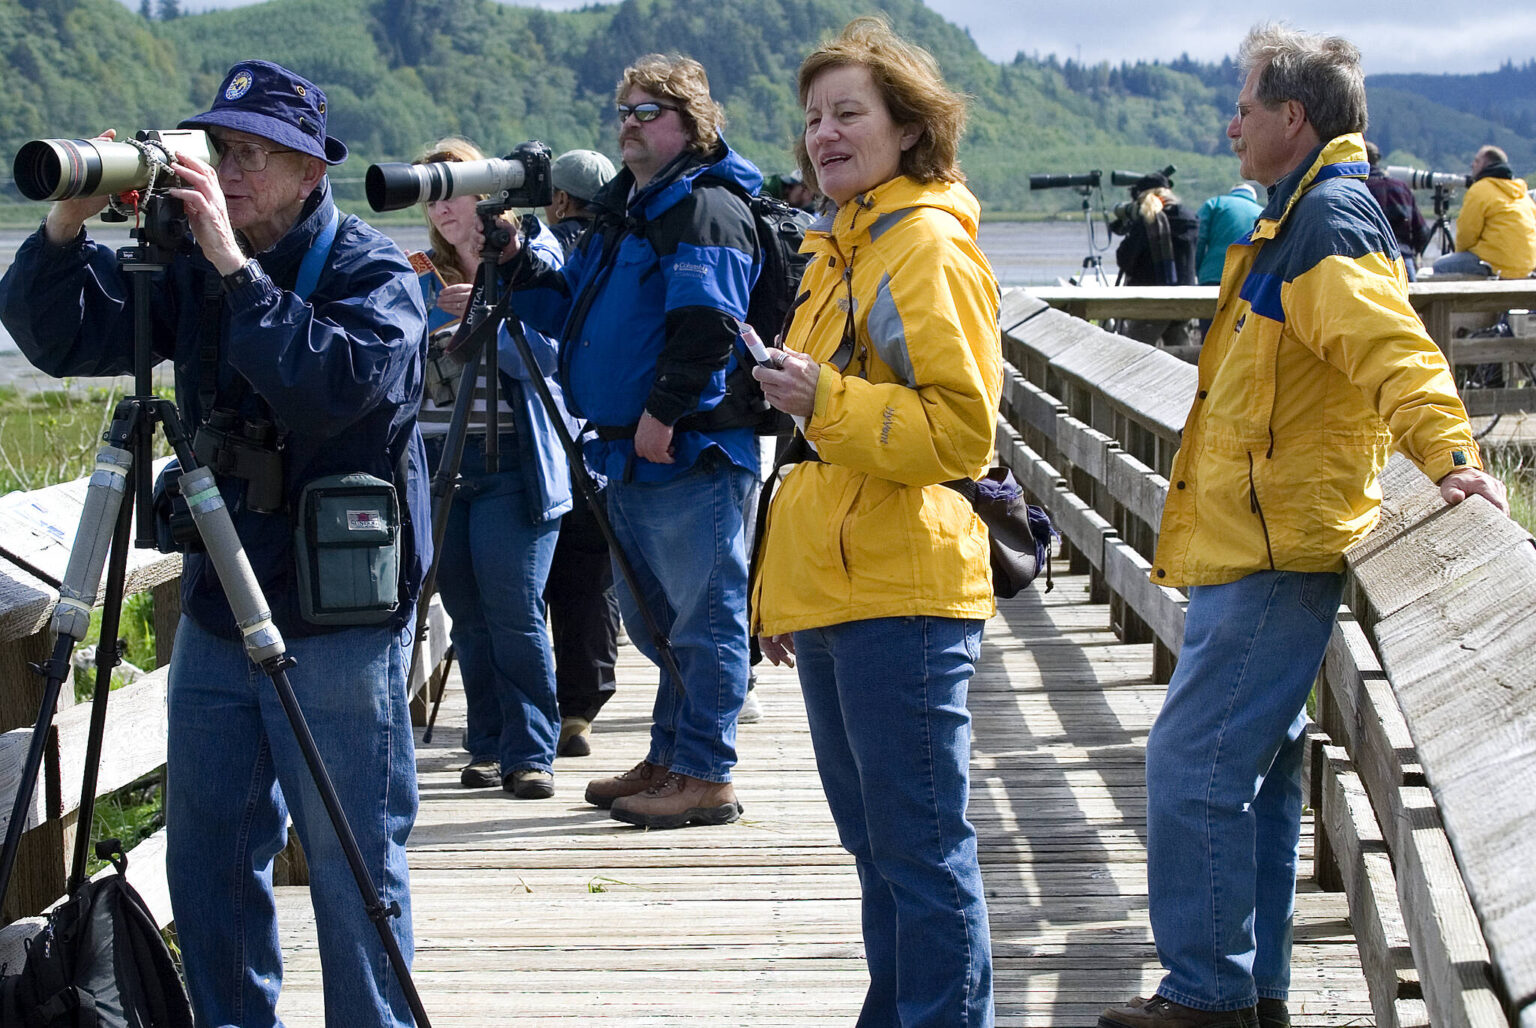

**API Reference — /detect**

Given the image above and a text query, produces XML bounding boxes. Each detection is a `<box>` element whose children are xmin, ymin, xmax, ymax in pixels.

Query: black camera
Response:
<box><xmin>1030</xmin><ymin>170</ymin><xmax>1102</xmax><ymax>191</ymax></box>
<box><xmin>193</xmin><ymin>408</ymin><xmax>285</xmax><ymax>514</ymax></box>
<box><xmin>365</xmin><ymin>141</ymin><xmax>554</xmax><ymax>212</ymax></box>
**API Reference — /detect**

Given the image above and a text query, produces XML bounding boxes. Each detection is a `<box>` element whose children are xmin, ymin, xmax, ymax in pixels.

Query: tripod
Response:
<box><xmin>0</xmin><ymin>199</ymin><xmax>432</xmax><ymax>1027</ymax></box>
<box><xmin>414</xmin><ymin>199</ymin><xmax>686</xmax><ymax>741</ymax></box>
<box><xmin>1424</xmin><ymin>184</ymin><xmax>1457</xmax><ymax>258</ymax></box>
<box><xmin>1071</xmin><ymin>185</ymin><xmax>1112</xmax><ymax>287</ymax></box>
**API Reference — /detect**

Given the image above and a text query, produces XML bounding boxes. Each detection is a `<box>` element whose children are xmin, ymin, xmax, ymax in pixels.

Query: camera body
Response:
<box><xmin>1385</xmin><ymin>165</ymin><xmax>1472</xmax><ymax>191</ymax></box>
<box><xmin>365</xmin><ymin>141</ymin><xmax>554</xmax><ymax>212</ymax></box>
<box><xmin>13</xmin><ymin>129</ymin><xmax>214</xmax><ymax>202</ymax></box>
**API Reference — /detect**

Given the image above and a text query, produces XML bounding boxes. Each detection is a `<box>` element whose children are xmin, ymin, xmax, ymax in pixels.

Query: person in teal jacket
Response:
<box><xmin>1194</xmin><ymin>182</ymin><xmax>1263</xmax><ymax>285</ymax></box>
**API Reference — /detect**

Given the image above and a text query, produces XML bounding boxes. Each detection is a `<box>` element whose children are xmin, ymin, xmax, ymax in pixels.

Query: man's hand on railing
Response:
<box><xmin>1437</xmin><ymin>467</ymin><xmax>1509</xmax><ymax>514</ymax></box>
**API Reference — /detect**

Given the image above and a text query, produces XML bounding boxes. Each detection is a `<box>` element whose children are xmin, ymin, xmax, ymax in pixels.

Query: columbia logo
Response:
<box><xmin>672</xmin><ymin>261</ymin><xmax>710</xmax><ymax>279</ymax></box>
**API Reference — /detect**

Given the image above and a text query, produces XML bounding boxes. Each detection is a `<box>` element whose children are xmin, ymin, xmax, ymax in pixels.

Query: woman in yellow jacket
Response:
<box><xmin>753</xmin><ymin>18</ymin><xmax>1002</xmax><ymax>1026</ymax></box>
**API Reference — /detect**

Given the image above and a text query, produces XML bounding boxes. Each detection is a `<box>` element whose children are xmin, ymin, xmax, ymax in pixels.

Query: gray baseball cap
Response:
<box><xmin>551</xmin><ymin>149</ymin><xmax>617</xmax><ymax>203</ymax></box>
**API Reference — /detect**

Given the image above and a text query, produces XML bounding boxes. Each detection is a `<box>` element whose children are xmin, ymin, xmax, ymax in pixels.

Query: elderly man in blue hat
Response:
<box><xmin>0</xmin><ymin>60</ymin><xmax>430</xmax><ymax>1027</ymax></box>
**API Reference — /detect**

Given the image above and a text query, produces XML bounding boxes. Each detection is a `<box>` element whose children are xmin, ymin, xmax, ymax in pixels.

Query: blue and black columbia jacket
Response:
<box><xmin>507</xmin><ymin>141</ymin><xmax>763</xmax><ymax>484</ymax></box>
<box><xmin>0</xmin><ymin>181</ymin><xmax>431</xmax><ymax>639</ymax></box>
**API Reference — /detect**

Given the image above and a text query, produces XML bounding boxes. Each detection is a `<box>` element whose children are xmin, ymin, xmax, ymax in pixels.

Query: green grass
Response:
<box><xmin>0</xmin><ymin>380</ymin><xmax>174</xmax><ymax>496</ymax></box>
<box><xmin>1485</xmin><ymin>446</ymin><xmax>1536</xmax><ymax>534</ymax></box>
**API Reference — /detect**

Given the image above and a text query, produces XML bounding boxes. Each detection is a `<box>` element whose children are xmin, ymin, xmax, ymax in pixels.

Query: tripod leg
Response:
<box><xmin>174</xmin><ymin>459</ymin><xmax>432</xmax><ymax>1027</ymax></box>
<box><xmin>0</xmin><ymin>445</ymin><xmax>134</xmax><ymax>909</ymax></box>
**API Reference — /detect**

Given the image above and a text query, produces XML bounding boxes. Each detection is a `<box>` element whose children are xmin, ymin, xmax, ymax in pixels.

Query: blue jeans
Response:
<box><xmin>1431</xmin><ymin>250</ymin><xmax>1492</xmax><ymax>276</ymax></box>
<box><xmin>1147</xmin><ymin>570</ymin><xmax>1344</xmax><ymax>1011</ymax></box>
<box><xmin>165</xmin><ymin>614</ymin><xmax>418</xmax><ymax>1028</ymax></box>
<box><xmin>430</xmin><ymin>434</ymin><xmax>560</xmax><ymax>774</ymax></box>
<box><xmin>604</xmin><ymin>458</ymin><xmax>752</xmax><ymax>782</ymax></box>
<box><xmin>793</xmin><ymin>616</ymin><xmax>993</xmax><ymax>1028</ymax></box>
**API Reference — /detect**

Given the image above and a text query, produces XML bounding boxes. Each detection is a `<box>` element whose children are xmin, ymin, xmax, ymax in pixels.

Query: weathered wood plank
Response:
<box><xmin>1027</xmin><ymin>285</ymin><xmax>1220</xmax><ymax>321</ymax></box>
<box><xmin>1371</xmin><ymin>554</ymin><xmax>1536</xmax><ymax>1019</ymax></box>
<box><xmin>1318</xmin><ymin>745</ymin><xmax>1421</xmax><ymax>1028</ymax></box>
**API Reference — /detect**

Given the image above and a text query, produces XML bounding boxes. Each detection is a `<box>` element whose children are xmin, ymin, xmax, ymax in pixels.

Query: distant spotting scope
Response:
<box><xmin>1030</xmin><ymin>170</ymin><xmax>1102</xmax><ymax>190</ymax></box>
<box><xmin>366</xmin><ymin>141</ymin><xmax>553</xmax><ymax>212</ymax></box>
<box><xmin>1385</xmin><ymin>165</ymin><xmax>1472</xmax><ymax>191</ymax></box>
<box><xmin>12</xmin><ymin>129</ymin><xmax>215</xmax><ymax>202</ymax></box>
<box><xmin>1110</xmin><ymin>164</ymin><xmax>1177</xmax><ymax>189</ymax></box>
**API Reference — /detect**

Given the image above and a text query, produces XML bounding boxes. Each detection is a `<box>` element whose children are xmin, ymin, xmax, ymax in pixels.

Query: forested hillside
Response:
<box><xmin>1</xmin><ymin>0</ymin><xmax>1532</xmax><ymax>219</ymax></box>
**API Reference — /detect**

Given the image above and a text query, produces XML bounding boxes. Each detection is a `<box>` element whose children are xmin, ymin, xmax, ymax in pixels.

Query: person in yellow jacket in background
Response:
<box><xmin>1431</xmin><ymin>144</ymin><xmax>1536</xmax><ymax>278</ymax></box>
<box><xmin>1099</xmin><ymin>24</ymin><xmax>1509</xmax><ymax>1028</ymax></box>
<box><xmin>752</xmin><ymin>17</ymin><xmax>1001</xmax><ymax>1026</ymax></box>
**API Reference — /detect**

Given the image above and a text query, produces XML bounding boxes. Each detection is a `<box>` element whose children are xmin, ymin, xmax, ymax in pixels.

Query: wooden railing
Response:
<box><xmin>997</xmin><ymin>287</ymin><xmax>1536</xmax><ymax>1028</ymax></box>
<box><xmin>0</xmin><ymin>470</ymin><xmax>450</xmax><ymax>969</ymax></box>
<box><xmin>1026</xmin><ymin>281</ymin><xmax>1536</xmax><ymax>418</ymax></box>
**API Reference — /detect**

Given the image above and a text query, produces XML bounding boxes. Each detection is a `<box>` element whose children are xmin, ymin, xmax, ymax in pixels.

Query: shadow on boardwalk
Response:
<box><xmin>273</xmin><ymin>567</ymin><xmax>1373</xmax><ymax>1026</ymax></box>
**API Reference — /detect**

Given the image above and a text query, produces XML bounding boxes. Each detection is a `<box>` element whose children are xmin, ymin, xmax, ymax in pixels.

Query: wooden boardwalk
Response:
<box><xmin>272</xmin><ymin>568</ymin><xmax>1374</xmax><ymax>1026</ymax></box>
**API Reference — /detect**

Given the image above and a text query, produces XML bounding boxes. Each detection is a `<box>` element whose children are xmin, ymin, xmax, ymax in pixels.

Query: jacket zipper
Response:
<box><xmin>1247</xmin><ymin>450</ymin><xmax>1276</xmax><ymax>570</ymax></box>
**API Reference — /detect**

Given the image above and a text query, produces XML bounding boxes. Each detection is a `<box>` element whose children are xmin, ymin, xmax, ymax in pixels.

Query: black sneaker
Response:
<box><xmin>1256</xmin><ymin>999</ymin><xmax>1289</xmax><ymax>1028</ymax></box>
<box><xmin>1099</xmin><ymin>996</ymin><xmax>1258</xmax><ymax>1028</ymax></box>
<box><xmin>459</xmin><ymin>760</ymin><xmax>500</xmax><ymax>788</ymax></box>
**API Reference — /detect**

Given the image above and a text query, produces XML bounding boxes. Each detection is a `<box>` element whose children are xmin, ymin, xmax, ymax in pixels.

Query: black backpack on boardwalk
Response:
<box><xmin>673</xmin><ymin>183</ymin><xmax>813</xmax><ymax>435</ymax></box>
<box><xmin>0</xmin><ymin>840</ymin><xmax>193</xmax><ymax>1028</ymax></box>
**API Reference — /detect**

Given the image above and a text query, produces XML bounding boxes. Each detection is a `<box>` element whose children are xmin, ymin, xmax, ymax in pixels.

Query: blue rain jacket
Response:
<box><xmin>0</xmin><ymin>181</ymin><xmax>431</xmax><ymax>638</ymax></box>
<box><xmin>417</xmin><ymin>219</ymin><xmax>578</xmax><ymax>522</ymax></box>
<box><xmin>505</xmin><ymin>141</ymin><xmax>763</xmax><ymax>484</ymax></box>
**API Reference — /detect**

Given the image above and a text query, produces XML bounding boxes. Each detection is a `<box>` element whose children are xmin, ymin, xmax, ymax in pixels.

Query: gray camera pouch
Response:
<box><xmin>293</xmin><ymin>472</ymin><xmax>400</xmax><ymax>626</ymax></box>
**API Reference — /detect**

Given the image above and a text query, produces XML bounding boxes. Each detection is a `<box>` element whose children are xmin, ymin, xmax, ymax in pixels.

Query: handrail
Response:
<box><xmin>998</xmin><ymin>286</ymin><xmax>1536</xmax><ymax>1028</ymax></box>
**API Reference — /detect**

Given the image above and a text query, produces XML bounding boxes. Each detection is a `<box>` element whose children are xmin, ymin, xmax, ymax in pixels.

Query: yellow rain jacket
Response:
<box><xmin>752</xmin><ymin>177</ymin><xmax>1002</xmax><ymax>635</ymax></box>
<box><xmin>1154</xmin><ymin>135</ymin><xmax>1480</xmax><ymax>587</ymax></box>
<box><xmin>1456</xmin><ymin>171</ymin><xmax>1536</xmax><ymax>279</ymax></box>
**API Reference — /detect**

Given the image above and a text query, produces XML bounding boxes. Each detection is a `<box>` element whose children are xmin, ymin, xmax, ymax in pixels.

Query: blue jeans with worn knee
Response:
<box><xmin>430</xmin><ymin>434</ymin><xmax>560</xmax><ymax>774</ymax></box>
<box><xmin>166</xmin><ymin>614</ymin><xmax>418</xmax><ymax>1028</ymax></box>
<box><xmin>604</xmin><ymin>457</ymin><xmax>751</xmax><ymax>782</ymax></box>
<box><xmin>1147</xmin><ymin>570</ymin><xmax>1344</xmax><ymax>1011</ymax></box>
<box><xmin>794</xmin><ymin>616</ymin><xmax>993</xmax><ymax>1028</ymax></box>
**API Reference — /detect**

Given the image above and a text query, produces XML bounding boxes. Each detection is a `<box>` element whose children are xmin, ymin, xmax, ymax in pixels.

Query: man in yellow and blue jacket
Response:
<box><xmin>1100</xmin><ymin>25</ymin><xmax>1508</xmax><ymax>1028</ymax></box>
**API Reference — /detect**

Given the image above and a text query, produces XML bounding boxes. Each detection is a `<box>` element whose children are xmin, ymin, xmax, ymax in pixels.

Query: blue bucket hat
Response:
<box><xmin>180</xmin><ymin>60</ymin><xmax>347</xmax><ymax>165</ymax></box>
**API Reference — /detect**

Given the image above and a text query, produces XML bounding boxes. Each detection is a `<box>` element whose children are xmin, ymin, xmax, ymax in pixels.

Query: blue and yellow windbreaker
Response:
<box><xmin>1153</xmin><ymin>135</ymin><xmax>1480</xmax><ymax>587</ymax></box>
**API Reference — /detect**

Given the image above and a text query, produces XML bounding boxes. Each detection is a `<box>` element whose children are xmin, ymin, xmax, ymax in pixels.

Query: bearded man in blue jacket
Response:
<box><xmin>501</xmin><ymin>53</ymin><xmax>762</xmax><ymax>830</ymax></box>
<box><xmin>0</xmin><ymin>61</ymin><xmax>428</xmax><ymax>1028</ymax></box>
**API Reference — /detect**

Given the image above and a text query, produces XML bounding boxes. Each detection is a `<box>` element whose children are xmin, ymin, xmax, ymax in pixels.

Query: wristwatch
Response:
<box><xmin>221</xmin><ymin>258</ymin><xmax>263</xmax><ymax>293</ymax></box>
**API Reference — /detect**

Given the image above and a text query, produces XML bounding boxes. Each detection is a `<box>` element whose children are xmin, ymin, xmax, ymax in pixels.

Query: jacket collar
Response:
<box><xmin>1251</xmin><ymin>133</ymin><xmax>1368</xmax><ymax>242</ymax></box>
<box><xmin>811</xmin><ymin>175</ymin><xmax>980</xmax><ymax>248</ymax></box>
<box><xmin>1474</xmin><ymin>160</ymin><xmax>1515</xmax><ymax>183</ymax></box>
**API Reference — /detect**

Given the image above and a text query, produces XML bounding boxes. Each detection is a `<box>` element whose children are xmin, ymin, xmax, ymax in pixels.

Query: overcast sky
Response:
<box><xmin>157</xmin><ymin>0</ymin><xmax>1535</xmax><ymax>76</ymax></box>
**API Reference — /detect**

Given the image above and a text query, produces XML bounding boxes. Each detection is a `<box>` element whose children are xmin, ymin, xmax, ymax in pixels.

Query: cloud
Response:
<box><xmin>924</xmin><ymin>0</ymin><xmax>1536</xmax><ymax>75</ymax></box>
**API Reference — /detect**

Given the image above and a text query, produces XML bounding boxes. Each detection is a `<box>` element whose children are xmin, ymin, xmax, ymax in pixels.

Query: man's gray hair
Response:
<box><xmin>1238</xmin><ymin>23</ymin><xmax>1367</xmax><ymax>142</ymax></box>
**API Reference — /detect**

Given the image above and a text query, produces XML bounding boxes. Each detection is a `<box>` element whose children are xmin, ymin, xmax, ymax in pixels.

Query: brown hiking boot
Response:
<box><xmin>1099</xmin><ymin>996</ymin><xmax>1257</xmax><ymax>1028</ymax></box>
<box><xmin>609</xmin><ymin>771</ymin><xmax>743</xmax><ymax>829</ymax></box>
<box><xmin>584</xmin><ymin>760</ymin><xmax>668</xmax><ymax>809</ymax></box>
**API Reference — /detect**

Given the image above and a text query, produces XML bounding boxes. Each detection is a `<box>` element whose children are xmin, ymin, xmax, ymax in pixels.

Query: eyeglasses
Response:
<box><xmin>211</xmin><ymin>137</ymin><xmax>298</xmax><ymax>173</ymax></box>
<box><xmin>616</xmin><ymin>102</ymin><xmax>679</xmax><ymax>124</ymax></box>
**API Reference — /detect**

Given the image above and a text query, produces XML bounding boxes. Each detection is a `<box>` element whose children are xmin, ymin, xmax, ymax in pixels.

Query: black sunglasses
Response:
<box><xmin>616</xmin><ymin>101</ymin><xmax>680</xmax><ymax>124</ymax></box>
